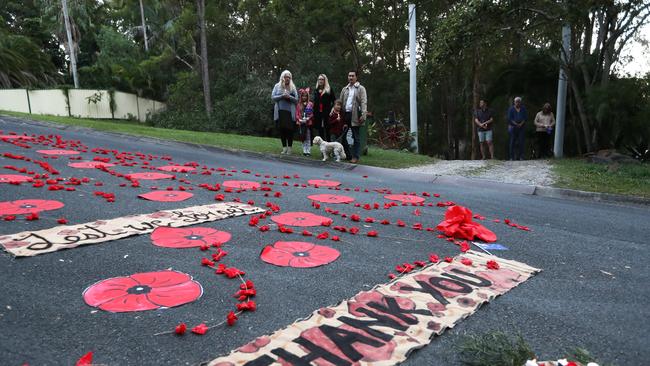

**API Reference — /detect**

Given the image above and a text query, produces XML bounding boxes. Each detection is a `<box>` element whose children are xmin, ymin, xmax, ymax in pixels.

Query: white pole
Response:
<box><xmin>409</xmin><ymin>4</ymin><xmax>418</xmax><ymax>153</ymax></box>
<box><xmin>61</xmin><ymin>0</ymin><xmax>79</xmax><ymax>88</ymax></box>
<box><xmin>554</xmin><ymin>24</ymin><xmax>570</xmax><ymax>158</ymax></box>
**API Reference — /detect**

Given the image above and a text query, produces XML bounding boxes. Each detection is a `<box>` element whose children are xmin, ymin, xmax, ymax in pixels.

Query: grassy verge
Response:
<box><xmin>0</xmin><ymin>111</ymin><xmax>435</xmax><ymax>169</ymax></box>
<box><xmin>552</xmin><ymin>158</ymin><xmax>650</xmax><ymax>198</ymax></box>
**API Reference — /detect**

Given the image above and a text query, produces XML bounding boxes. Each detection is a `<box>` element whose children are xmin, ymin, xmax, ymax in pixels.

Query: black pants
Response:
<box><xmin>277</xmin><ymin>110</ymin><xmax>294</xmax><ymax>147</ymax></box>
<box><xmin>313</xmin><ymin>114</ymin><xmax>330</xmax><ymax>142</ymax></box>
<box><xmin>536</xmin><ymin>131</ymin><xmax>552</xmax><ymax>158</ymax></box>
<box><xmin>280</xmin><ymin>128</ymin><xmax>294</xmax><ymax>147</ymax></box>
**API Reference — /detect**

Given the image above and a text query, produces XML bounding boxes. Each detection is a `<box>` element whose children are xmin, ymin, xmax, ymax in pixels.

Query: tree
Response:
<box><xmin>196</xmin><ymin>0</ymin><xmax>211</xmax><ymax>118</ymax></box>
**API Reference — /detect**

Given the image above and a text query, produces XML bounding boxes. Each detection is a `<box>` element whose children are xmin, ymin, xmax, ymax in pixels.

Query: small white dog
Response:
<box><xmin>312</xmin><ymin>136</ymin><xmax>346</xmax><ymax>162</ymax></box>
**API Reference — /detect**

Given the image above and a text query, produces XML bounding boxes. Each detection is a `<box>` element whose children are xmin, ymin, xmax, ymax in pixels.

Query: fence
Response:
<box><xmin>0</xmin><ymin>89</ymin><xmax>166</xmax><ymax>122</ymax></box>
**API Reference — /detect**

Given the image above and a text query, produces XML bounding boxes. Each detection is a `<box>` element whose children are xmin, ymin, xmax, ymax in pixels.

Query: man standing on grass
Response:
<box><xmin>474</xmin><ymin>99</ymin><xmax>494</xmax><ymax>159</ymax></box>
<box><xmin>507</xmin><ymin>96</ymin><xmax>527</xmax><ymax>160</ymax></box>
<box><xmin>340</xmin><ymin>70</ymin><xmax>367</xmax><ymax>164</ymax></box>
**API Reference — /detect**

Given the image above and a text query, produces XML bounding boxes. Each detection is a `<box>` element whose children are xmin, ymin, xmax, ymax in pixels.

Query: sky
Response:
<box><xmin>616</xmin><ymin>22</ymin><xmax>650</xmax><ymax>77</ymax></box>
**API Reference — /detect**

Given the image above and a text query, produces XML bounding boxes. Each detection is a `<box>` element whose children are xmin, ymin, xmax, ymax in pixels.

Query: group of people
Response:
<box><xmin>474</xmin><ymin>97</ymin><xmax>557</xmax><ymax>160</ymax></box>
<box><xmin>271</xmin><ymin>70</ymin><xmax>368</xmax><ymax>163</ymax></box>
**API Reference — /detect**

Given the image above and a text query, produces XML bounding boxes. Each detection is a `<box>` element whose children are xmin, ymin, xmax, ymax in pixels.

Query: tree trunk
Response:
<box><xmin>61</xmin><ymin>0</ymin><xmax>79</xmax><ymax>88</ymax></box>
<box><xmin>570</xmin><ymin>79</ymin><xmax>593</xmax><ymax>152</ymax></box>
<box><xmin>470</xmin><ymin>49</ymin><xmax>480</xmax><ymax>160</ymax></box>
<box><xmin>196</xmin><ymin>0</ymin><xmax>212</xmax><ymax>118</ymax></box>
<box><xmin>139</xmin><ymin>0</ymin><xmax>149</xmax><ymax>52</ymax></box>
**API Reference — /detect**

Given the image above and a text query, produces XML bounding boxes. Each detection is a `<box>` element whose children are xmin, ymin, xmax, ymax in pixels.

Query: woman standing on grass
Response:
<box><xmin>312</xmin><ymin>74</ymin><xmax>336</xmax><ymax>141</ymax></box>
<box><xmin>272</xmin><ymin>70</ymin><xmax>299</xmax><ymax>154</ymax></box>
<box><xmin>534</xmin><ymin>102</ymin><xmax>556</xmax><ymax>159</ymax></box>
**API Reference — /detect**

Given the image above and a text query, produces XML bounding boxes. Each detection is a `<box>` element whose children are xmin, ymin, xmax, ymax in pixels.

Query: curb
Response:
<box><xmin>4</xmin><ymin>115</ymin><xmax>648</xmax><ymax>207</ymax></box>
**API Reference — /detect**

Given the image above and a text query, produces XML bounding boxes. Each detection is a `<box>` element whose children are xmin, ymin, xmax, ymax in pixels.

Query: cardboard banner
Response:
<box><xmin>208</xmin><ymin>251</ymin><xmax>540</xmax><ymax>366</ymax></box>
<box><xmin>0</xmin><ymin>202</ymin><xmax>264</xmax><ymax>257</ymax></box>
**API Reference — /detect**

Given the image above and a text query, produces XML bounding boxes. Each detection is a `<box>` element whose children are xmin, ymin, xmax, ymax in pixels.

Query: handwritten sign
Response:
<box><xmin>0</xmin><ymin>202</ymin><xmax>264</xmax><ymax>257</ymax></box>
<box><xmin>208</xmin><ymin>251</ymin><xmax>540</xmax><ymax>366</ymax></box>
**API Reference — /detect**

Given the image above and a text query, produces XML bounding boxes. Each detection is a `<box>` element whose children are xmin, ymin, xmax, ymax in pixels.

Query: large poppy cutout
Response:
<box><xmin>271</xmin><ymin>212</ymin><xmax>332</xmax><ymax>227</ymax></box>
<box><xmin>0</xmin><ymin>135</ymin><xmax>33</xmax><ymax>140</ymax></box>
<box><xmin>36</xmin><ymin>149</ymin><xmax>80</xmax><ymax>155</ymax></box>
<box><xmin>0</xmin><ymin>199</ymin><xmax>64</xmax><ymax>215</ymax></box>
<box><xmin>436</xmin><ymin>205</ymin><xmax>497</xmax><ymax>242</ymax></box>
<box><xmin>68</xmin><ymin>161</ymin><xmax>115</xmax><ymax>168</ymax></box>
<box><xmin>307</xmin><ymin>194</ymin><xmax>355</xmax><ymax>204</ymax></box>
<box><xmin>82</xmin><ymin>270</ymin><xmax>203</xmax><ymax>312</ymax></box>
<box><xmin>384</xmin><ymin>194</ymin><xmax>425</xmax><ymax>204</ymax></box>
<box><xmin>127</xmin><ymin>172</ymin><xmax>174</xmax><ymax>180</ymax></box>
<box><xmin>139</xmin><ymin>190</ymin><xmax>194</xmax><ymax>202</ymax></box>
<box><xmin>222</xmin><ymin>180</ymin><xmax>261</xmax><ymax>190</ymax></box>
<box><xmin>308</xmin><ymin>179</ymin><xmax>341</xmax><ymax>187</ymax></box>
<box><xmin>260</xmin><ymin>241</ymin><xmax>340</xmax><ymax>268</ymax></box>
<box><xmin>157</xmin><ymin>165</ymin><xmax>196</xmax><ymax>173</ymax></box>
<box><xmin>0</xmin><ymin>174</ymin><xmax>33</xmax><ymax>183</ymax></box>
<box><xmin>151</xmin><ymin>227</ymin><xmax>231</xmax><ymax>248</ymax></box>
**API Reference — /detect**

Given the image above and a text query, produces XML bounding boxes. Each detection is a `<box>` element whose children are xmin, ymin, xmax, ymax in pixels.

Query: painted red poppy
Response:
<box><xmin>271</xmin><ymin>212</ymin><xmax>332</xmax><ymax>227</ymax></box>
<box><xmin>139</xmin><ymin>190</ymin><xmax>194</xmax><ymax>202</ymax></box>
<box><xmin>222</xmin><ymin>180</ymin><xmax>261</xmax><ymax>190</ymax></box>
<box><xmin>83</xmin><ymin>270</ymin><xmax>203</xmax><ymax>312</ymax></box>
<box><xmin>151</xmin><ymin>227</ymin><xmax>231</xmax><ymax>248</ymax></box>
<box><xmin>436</xmin><ymin>205</ymin><xmax>497</xmax><ymax>242</ymax></box>
<box><xmin>307</xmin><ymin>179</ymin><xmax>341</xmax><ymax>187</ymax></box>
<box><xmin>0</xmin><ymin>174</ymin><xmax>33</xmax><ymax>183</ymax></box>
<box><xmin>157</xmin><ymin>165</ymin><xmax>196</xmax><ymax>173</ymax></box>
<box><xmin>307</xmin><ymin>194</ymin><xmax>355</xmax><ymax>204</ymax></box>
<box><xmin>36</xmin><ymin>149</ymin><xmax>80</xmax><ymax>155</ymax></box>
<box><xmin>384</xmin><ymin>194</ymin><xmax>425</xmax><ymax>204</ymax></box>
<box><xmin>68</xmin><ymin>161</ymin><xmax>116</xmax><ymax>169</ymax></box>
<box><xmin>127</xmin><ymin>172</ymin><xmax>174</xmax><ymax>180</ymax></box>
<box><xmin>0</xmin><ymin>135</ymin><xmax>33</xmax><ymax>140</ymax></box>
<box><xmin>0</xmin><ymin>199</ymin><xmax>64</xmax><ymax>215</ymax></box>
<box><xmin>260</xmin><ymin>241</ymin><xmax>340</xmax><ymax>268</ymax></box>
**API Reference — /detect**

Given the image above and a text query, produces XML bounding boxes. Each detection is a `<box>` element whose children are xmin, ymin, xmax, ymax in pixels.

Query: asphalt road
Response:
<box><xmin>0</xmin><ymin>116</ymin><xmax>648</xmax><ymax>366</ymax></box>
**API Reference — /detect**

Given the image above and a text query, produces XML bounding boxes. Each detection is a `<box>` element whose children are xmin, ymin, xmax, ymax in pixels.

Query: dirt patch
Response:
<box><xmin>400</xmin><ymin>160</ymin><xmax>556</xmax><ymax>186</ymax></box>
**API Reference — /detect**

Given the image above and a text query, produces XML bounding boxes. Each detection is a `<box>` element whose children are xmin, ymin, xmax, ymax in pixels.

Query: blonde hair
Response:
<box><xmin>315</xmin><ymin>74</ymin><xmax>331</xmax><ymax>94</ymax></box>
<box><xmin>277</xmin><ymin>70</ymin><xmax>296</xmax><ymax>94</ymax></box>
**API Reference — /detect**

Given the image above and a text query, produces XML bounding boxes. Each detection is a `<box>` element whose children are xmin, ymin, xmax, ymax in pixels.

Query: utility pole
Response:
<box><xmin>139</xmin><ymin>0</ymin><xmax>149</xmax><ymax>52</ymax></box>
<box><xmin>408</xmin><ymin>4</ymin><xmax>418</xmax><ymax>153</ymax></box>
<box><xmin>61</xmin><ymin>0</ymin><xmax>79</xmax><ymax>88</ymax></box>
<box><xmin>554</xmin><ymin>24</ymin><xmax>570</xmax><ymax>158</ymax></box>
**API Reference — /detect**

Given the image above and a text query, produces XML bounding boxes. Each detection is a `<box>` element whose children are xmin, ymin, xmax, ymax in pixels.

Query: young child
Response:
<box><xmin>328</xmin><ymin>100</ymin><xmax>344</xmax><ymax>142</ymax></box>
<box><xmin>296</xmin><ymin>88</ymin><xmax>314</xmax><ymax>156</ymax></box>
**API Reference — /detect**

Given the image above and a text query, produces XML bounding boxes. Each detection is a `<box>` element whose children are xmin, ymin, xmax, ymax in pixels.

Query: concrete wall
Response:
<box><xmin>0</xmin><ymin>89</ymin><xmax>30</xmax><ymax>113</ymax></box>
<box><xmin>0</xmin><ymin>88</ymin><xmax>165</xmax><ymax>122</ymax></box>
<box><xmin>28</xmin><ymin>89</ymin><xmax>69</xmax><ymax>116</ymax></box>
<box><xmin>69</xmin><ymin>89</ymin><xmax>113</xmax><ymax>119</ymax></box>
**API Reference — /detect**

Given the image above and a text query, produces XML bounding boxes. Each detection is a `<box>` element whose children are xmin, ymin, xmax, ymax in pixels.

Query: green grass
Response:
<box><xmin>1</xmin><ymin>111</ymin><xmax>435</xmax><ymax>169</ymax></box>
<box><xmin>552</xmin><ymin>158</ymin><xmax>650</xmax><ymax>198</ymax></box>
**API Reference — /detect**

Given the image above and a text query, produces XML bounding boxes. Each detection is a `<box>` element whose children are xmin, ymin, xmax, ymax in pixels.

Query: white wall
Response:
<box><xmin>69</xmin><ymin>89</ymin><xmax>113</xmax><ymax>119</ymax></box>
<box><xmin>28</xmin><ymin>90</ymin><xmax>69</xmax><ymax>116</ymax></box>
<box><xmin>0</xmin><ymin>88</ymin><xmax>165</xmax><ymax>122</ymax></box>
<box><xmin>0</xmin><ymin>89</ymin><xmax>30</xmax><ymax>113</ymax></box>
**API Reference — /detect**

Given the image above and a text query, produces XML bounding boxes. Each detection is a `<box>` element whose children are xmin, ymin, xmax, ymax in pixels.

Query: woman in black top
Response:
<box><xmin>312</xmin><ymin>74</ymin><xmax>336</xmax><ymax>141</ymax></box>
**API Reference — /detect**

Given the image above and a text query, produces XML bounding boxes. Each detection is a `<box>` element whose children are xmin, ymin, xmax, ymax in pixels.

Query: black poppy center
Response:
<box><xmin>296</xmin><ymin>217</ymin><xmax>305</xmax><ymax>221</ymax></box>
<box><xmin>293</xmin><ymin>251</ymin><xmax>310</xmax><ymax>257</ymax></box>
<box><xmin>165</xmin><ymin>194</ymin><xmax>177</xmax><ymax>197</ymax></box>
<box><xmin>185</xmin><ymin>235</ymin><xmax>203</xmax><ymax>240</ymax></box>
<box><xmin>20</xmin><ymin>204</ymin><xmax>37</xmax><ymax>208</ymax></box>
<box><xmin>127</xmin><ymin>285</ymin><xmax>152</xmax><ymax>294</ymax></box>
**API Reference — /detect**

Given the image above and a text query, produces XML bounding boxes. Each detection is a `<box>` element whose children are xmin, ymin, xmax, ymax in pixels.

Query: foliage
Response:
<box><xmin>457</xmin><ymin>331</ymin><xmax>535</xmax><ymax>366</ymax></box>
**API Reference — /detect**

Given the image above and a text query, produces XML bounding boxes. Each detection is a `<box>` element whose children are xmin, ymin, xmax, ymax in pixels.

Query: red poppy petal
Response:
<box><xmin>138</xmin><ymin>190</ymin><xmax>194</xmax><ymax>202</ymax></box>
<box><xmin>97</xmin><ymin>294</ymin><xmax>159</xmax><ymax>312</ymax></box>
<box><xmin>307</xmin><ymin>194</ymin><xmax>355</xmax><ymax>204</ymax></box>
<box><xmin>260</xmin><ymin>245</ymin><xmax>294</xmax><ymax>266</ymax></box>
<box><xmin>0</xmin><ymin>199</ymin><xmax>65</xmax><ymax>215</ymax></box>
<box><xmin>307</xmin><ymin>179</ymin><xmax>341</xmax><ymax>187</ymax></box>
<box><xmin>274</xmin><ymin>241</ymin><xmax>314</xmax><ymax>252</ymax></box>
<box><xmin>150</xmin><ymin>227</ymin><xmax>231</xmax><ymax>248</ymax></box>
<box><xmin>147</xmin><ymin>281</ymin><xmax>203</xmax><ymax>307</ymax></box>
<box><xmin>83</xmin><ymin>277</ymin><xmax>139</xmax><ymax>307</ymax></box>
<box><xmin>130</xmin><ymin>270</ymin><xmax>192</xmax><ymax>287</ymax></box>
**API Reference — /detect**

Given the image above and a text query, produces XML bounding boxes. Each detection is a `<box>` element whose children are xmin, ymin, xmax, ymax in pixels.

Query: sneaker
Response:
<box><xmin>350</xmin><ymin>158</ymin><xmax>358</xmax><ymax>163</ymax></box>
<box><xmin>286</xmin><ymin>147</ymin><xmax>292</xmax><ymax>155</ymax></box>
<box><xmin>280</xmin><ymin>147</ymin><xmax>287</xmax><ymax>155</ymax></box>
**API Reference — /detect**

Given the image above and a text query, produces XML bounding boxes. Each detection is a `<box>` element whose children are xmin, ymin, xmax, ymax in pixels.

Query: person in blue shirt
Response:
<box><xmin>507</xmin><ymin>97</ymin><xmax>527</xmax><ymax>160</ymax></box>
